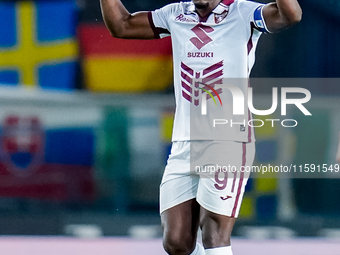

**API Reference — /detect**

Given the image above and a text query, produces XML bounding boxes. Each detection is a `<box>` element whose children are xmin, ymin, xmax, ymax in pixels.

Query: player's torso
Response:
<box><xmin>168</xmin><ymin>1</ymin><xmax>255</xmax><ymax>142</ymax></box>
<box><xmin>168</xmin><ymin>1</ymin><xmax>251</xmax><ymax>79</ymax></box>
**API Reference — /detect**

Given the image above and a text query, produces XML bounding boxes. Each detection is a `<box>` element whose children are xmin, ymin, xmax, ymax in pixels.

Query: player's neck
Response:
<box><xmin>195</xmin><ymin>0</ymin><xmax>221</xmax><ymax>19</ymax></box>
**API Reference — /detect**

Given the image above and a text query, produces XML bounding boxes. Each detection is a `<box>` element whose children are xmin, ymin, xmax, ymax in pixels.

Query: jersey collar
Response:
<box><xmin>187</xmin><ymin>0</ymin><xmax>234</xmax><ymax>15</ymax></box>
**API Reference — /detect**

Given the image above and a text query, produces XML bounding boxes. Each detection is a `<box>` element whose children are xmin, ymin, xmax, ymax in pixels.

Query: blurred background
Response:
<box><xmin>0</xmin><ymin>0</ymin><xmax>340</xmax><ymax>254</ymax></box>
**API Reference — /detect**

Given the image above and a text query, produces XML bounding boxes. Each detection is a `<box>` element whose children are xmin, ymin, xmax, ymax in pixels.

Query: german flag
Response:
<box><xmin>78</xmin><ymin>24</ymin><xmax>173</xmax><ymax>92</ymax></box>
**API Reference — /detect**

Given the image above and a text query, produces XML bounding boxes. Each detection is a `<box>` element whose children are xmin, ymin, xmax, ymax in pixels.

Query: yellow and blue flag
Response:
<box><xmin>0</xmin><ymin>1</ymin><xmax>78</xmax><ymax>89</ymax></box>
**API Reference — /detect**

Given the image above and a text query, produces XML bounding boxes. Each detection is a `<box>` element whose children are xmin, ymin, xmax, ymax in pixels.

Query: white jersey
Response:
<box><xmin>149</xmin><ymin>0</ymin><xmax>270</xmax><ymax>142</ymax></box>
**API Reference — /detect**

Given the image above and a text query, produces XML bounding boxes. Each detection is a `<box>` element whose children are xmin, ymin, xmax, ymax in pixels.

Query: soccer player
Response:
<box><xmin>100</xmin><ymin>0</ymin><xmax>302</xmax><ymax>254</ymax></box>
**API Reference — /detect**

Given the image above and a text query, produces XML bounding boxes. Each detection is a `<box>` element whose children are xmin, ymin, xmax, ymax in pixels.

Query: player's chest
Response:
<box><xmin>170</xmin><ymin>12</ymin><xmax>247</xmax><ymax>51</ymax></box>
<box><xmin>170</xmin><ymin>19</ymin><xmax>248</xmax><ymax>59</ymax></box>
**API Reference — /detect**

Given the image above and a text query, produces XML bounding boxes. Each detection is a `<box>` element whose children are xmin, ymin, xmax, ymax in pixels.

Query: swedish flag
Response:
<box><xmin>0</xmin><ymin>1</ymin><xmax>78</xmax><ymax>89</ymax></box>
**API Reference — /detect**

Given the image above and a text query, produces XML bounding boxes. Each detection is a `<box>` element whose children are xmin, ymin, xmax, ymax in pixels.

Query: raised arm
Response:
<box><xmin>263</xmin><ymin>0</ymin><xmax>302</xmax><ymax>33</ymax></box>
<box><xmin>100</xmin><ymin>0</ymin><xmax>155</xmax><ymax>39</ymax></box>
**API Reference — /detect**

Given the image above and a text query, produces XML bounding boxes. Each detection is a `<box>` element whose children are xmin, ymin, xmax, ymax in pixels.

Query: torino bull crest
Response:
<box><xmin>1</xmin><ymin>115</ymin><xmax>45</xmax><ymax>176</ymax></box>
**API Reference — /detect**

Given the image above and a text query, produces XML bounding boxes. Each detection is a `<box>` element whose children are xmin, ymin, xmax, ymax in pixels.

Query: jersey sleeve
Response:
<box><xmin>148</xmin><ymin>3</ymin><xmax>178</xmax><ymax>39</ymax></box>
<box><xmin>237</xmin><ymin>0</ymin><xmax>271</xmax><ymax>33</ymax></box>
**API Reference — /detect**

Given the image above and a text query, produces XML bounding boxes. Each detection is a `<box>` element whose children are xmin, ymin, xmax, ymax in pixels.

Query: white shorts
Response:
<box><xmin>160</xmin><ymin>140</ymin><xmax>255</xmax><ymax>218</ymax></box>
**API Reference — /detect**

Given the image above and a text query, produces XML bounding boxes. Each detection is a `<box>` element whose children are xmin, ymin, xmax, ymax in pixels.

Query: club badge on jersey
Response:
<box><xmin>214</xmin><ymin>9</ymin><xmax>229</xmax><ymax>24</ymax></box>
